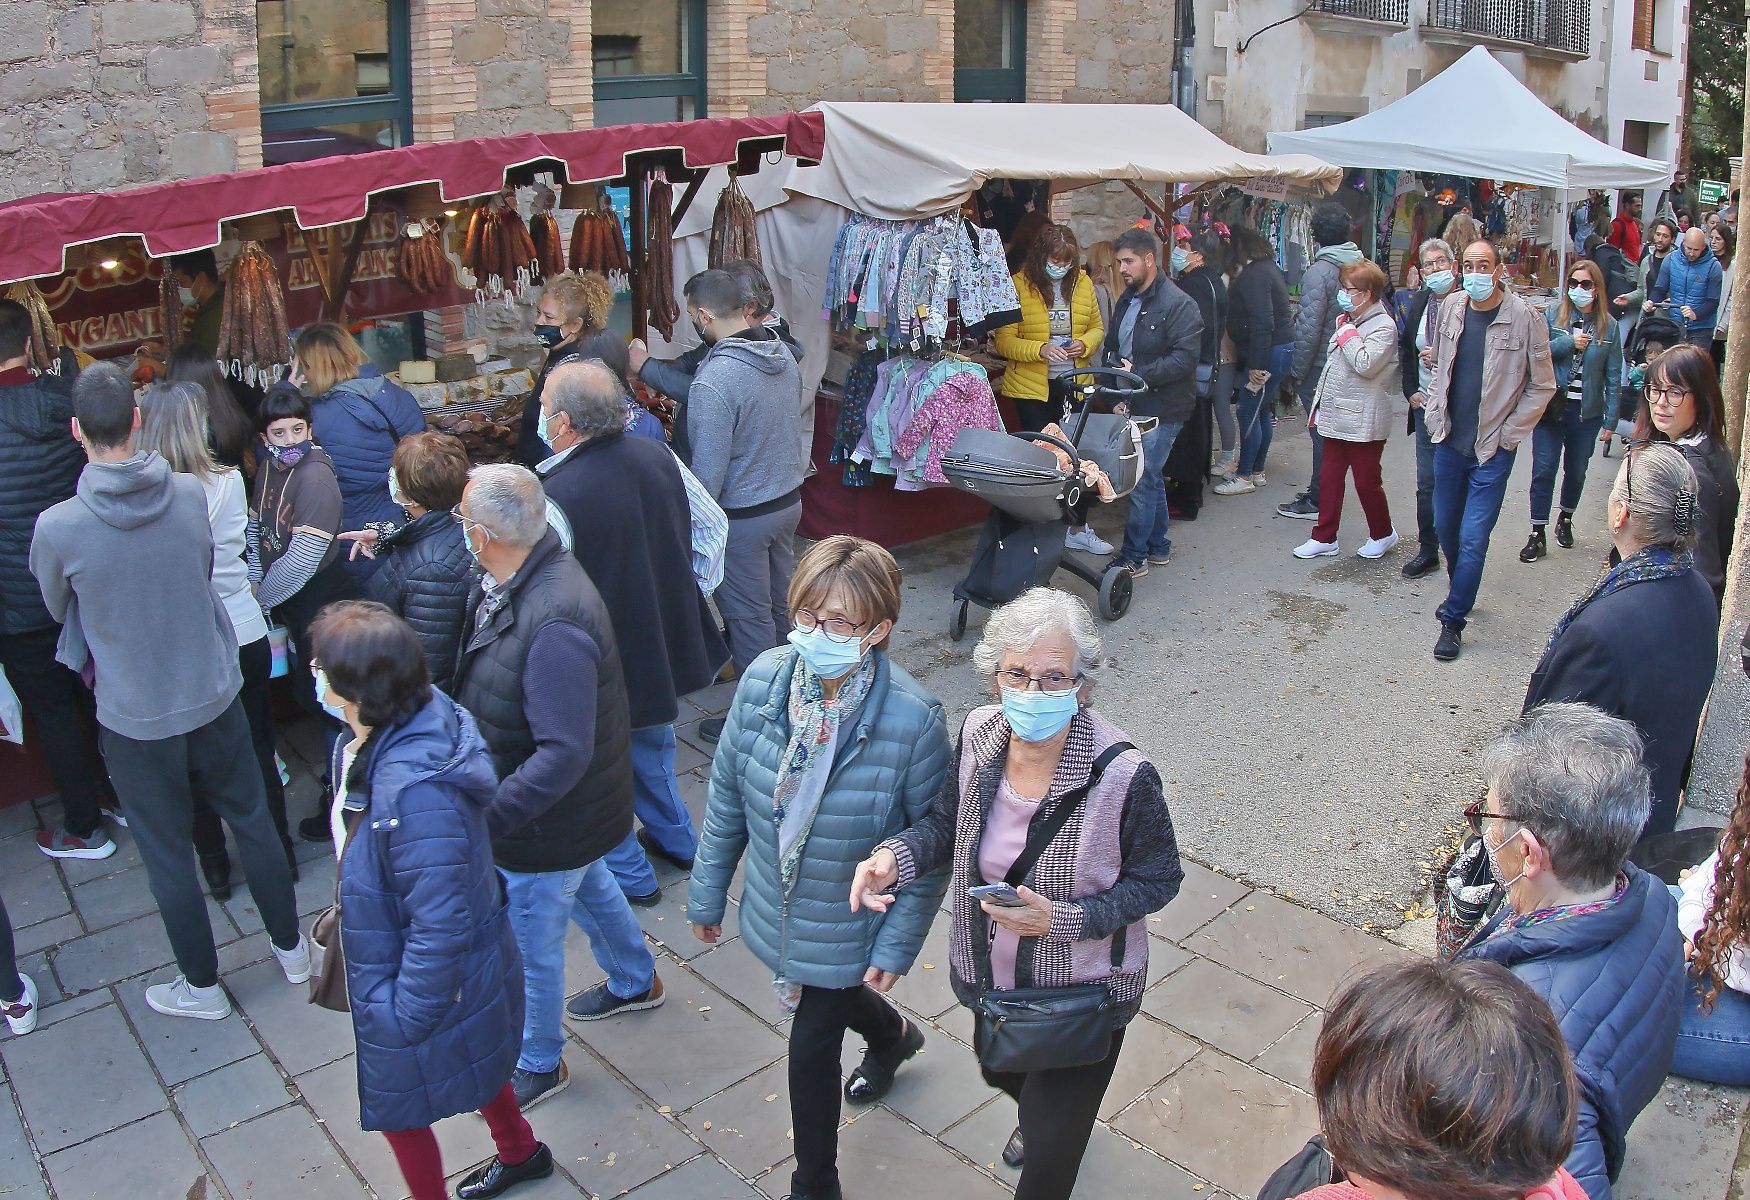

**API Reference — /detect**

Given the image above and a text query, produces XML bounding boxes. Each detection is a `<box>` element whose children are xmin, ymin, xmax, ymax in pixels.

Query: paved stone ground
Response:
<box><xmin>2</xmin><ymin>413</ymin><xmax>1747</xmax><ymax>1199</ymax></box>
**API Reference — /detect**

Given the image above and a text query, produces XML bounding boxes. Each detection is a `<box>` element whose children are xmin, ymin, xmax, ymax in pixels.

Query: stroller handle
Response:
<box><xmin>1015</xmin><ymin>429</ymin><xmax>1081</xmax><ymax>470</ymax></box>
<box><xmin>1059</xmin><ymin>366</ymin><xmax>1149</xmax><ymax>397</ymax></box>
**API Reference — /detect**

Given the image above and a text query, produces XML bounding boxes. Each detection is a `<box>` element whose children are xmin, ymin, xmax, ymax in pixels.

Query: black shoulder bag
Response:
<box><xmin>973</xmin><ymin>742</ymin><xmax>1134</xmax><ymax>1075</ymax></box>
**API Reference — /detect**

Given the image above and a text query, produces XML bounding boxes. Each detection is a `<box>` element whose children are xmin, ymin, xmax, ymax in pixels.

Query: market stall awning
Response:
<box><xmin>1265</xmin><ymin>47</ymin><xmax>1669</xmax><ymax>192</ymax></box>
<box><xmin>778</xmin><ymin>102</ymin><xmax>1340</xmax><ymax>221</ymax></box>
<box><xmin>0</xmin><ymin>112</ymin><xmax>825</xmax><ymax>286</ymax></box>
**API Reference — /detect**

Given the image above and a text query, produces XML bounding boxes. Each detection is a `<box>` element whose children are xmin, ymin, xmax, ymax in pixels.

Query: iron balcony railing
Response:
<box><xmin>1424</xmin><ymin>0</ymin><xmax>1591</xmax><ymax>55</ymax></box>
<box><xmin>1308</xmin><ymin>0</ymin><xmax>1411</xmax><ymax>22</ymax></box>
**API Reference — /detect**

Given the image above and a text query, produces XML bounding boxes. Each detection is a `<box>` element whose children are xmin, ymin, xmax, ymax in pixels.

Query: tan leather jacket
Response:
<box><xmin>1423</xmin><ymin>289</ymin><xmax>1557</xmax><ymax>463</ymax></box>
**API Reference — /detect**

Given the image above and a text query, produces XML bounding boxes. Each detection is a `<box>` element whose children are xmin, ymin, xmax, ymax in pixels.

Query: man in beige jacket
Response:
<box><xmin>1423</xmin><ymin>239</ymin><xmax>1557</xmax><ymax>662</ymax></box>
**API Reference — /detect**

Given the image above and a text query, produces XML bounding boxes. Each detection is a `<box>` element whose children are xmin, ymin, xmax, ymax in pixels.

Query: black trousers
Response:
<box><xmin>0</xmin><ymin>625</ymin><xmax>114</xmax><ymax>837</ymax></box>
<box><xmin>0</xmin><ymin>891</ymin><xmax>19</xmax><ymax>1004</ymax></box>
<box><xmin>100</xmin><ymin>697</ymin><xmax>300</xmax><ymax>987</ymax></box>
<box><xmin>192</xmin><ymin>636</ymin><xmax>288</xmax><ymax>860</ymax></box>
<box><xmin>977</xmin><ymin>1026</ymin><xmax>1126</xmax><ymax>1200</ymax></box>
<box><xmin>789</xmin><ymin>982</ymin><xmax>908</xmax><ymax>1198</ymax></box>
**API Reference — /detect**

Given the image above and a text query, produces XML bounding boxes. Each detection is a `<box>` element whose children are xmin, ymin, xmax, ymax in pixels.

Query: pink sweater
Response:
<box><xmin>1293</xmin><ymin>1168</ymin><xmax>1589</xmax><ymax>1200</ymax></box>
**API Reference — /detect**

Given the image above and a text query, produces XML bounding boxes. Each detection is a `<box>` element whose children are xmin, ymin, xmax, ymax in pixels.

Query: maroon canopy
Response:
<box><xmin>0</xmin><ymin>111</ymin><xmax>825</xmax><ymax>286</ymax></box>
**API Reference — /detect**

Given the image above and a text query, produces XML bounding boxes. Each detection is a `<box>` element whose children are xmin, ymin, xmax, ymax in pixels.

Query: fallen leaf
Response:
<box><xmin>703</xmin><ymin>1121</ymin><xmax>713</xmax><ymax>1131</ymax></box>
<box><xmin>765</xmin><ymin>1094</ymin><xmax>779</xmax><ymax>1102</ymax></box>
<box><xmin>657</xmin><ymin>1106</ymin><xmax>672</xmax><ymax>1114</ymax></box>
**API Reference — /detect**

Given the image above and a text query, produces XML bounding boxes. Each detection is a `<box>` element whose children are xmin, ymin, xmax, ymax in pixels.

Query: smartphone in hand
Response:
<box><xmin>968</xmin><ymin>883</ymin><xmax>1030</xmax><ymax>908</ymax></box>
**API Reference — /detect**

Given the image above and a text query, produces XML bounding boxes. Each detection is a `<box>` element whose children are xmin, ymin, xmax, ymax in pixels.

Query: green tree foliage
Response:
<box><xmin>1690</xmin><ymin>0</ymin><xmax>1747</xmax><ymax>179</ymax></box>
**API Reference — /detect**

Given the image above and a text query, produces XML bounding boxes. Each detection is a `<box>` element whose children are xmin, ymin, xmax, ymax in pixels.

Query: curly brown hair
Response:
<box><xmin>1690</xmin><ymin>749</ymin><xmax>1750</xmax><ymax>1008</ymax></box>
<box><xmin>1020</xmin><ymin>224</ymin><xmax>1081</xmax><ymax>306</ymax></box>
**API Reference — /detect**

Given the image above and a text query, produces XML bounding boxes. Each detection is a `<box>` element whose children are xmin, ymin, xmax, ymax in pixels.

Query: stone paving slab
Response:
<box><xmin>173</xmin><ymin>1052</ymin><xmax>295</xmax><ymax>1136</ymax></box>
<box><xmin>201</xmin><ymin>1102</ymin><xmax>366</xmax><ymax>1198</ymax></box>
<box><xmin>0</xmin><ymin>1082</ymin><xmax>49</xmax><ymax>1200</ymax></box>
<box><xmin>118</xmin><ymin>972</ymin><xmax>263</xmax><ymax>1086</ymax></box>
<box><xmin>1143</xmin><ymin>957</ymin><xmax>1316</xmax><ymax>1061</ymax></box>
<box><xmin>3</xmin><ymin>1003</ymin><xmax>164</xmax><ymax>1154</ymax></box>
<box><xmin>42</xmin><ymin>1109</ymin><xmax>210</xmax><ymax>1200</ymax></box>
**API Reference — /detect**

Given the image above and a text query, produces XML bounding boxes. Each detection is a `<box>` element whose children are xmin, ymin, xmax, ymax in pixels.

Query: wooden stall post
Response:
<box><xmin>629</xmin><ymin>167</ymin><xmax>649</xmax><ymax>344</ymax></box>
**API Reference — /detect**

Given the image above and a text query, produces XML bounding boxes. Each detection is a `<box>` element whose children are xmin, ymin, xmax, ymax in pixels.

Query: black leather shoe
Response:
<box><xmin>625</xmin><ymin>884</ymin><xmax>663</xmax><ymax>908</ymax></box>
<box><xmin>200</xmin><ymin>853</ymin><xmax>232</xmax><ymax>903</ymax></box>
<box><xmin>1554</xmin><ymin>512</ymin><xmax>1575</xmax><ymax>549</ymax></box>
<box><xmin>1434</xmin><ymin>623</ymin><xmax>1462</xmax><ymax>662</ymax></box>
<box><xmin>1400</xmin><ymin>547</ymin><xmax>1440</xmax><ymax>578</ymax></box>
<box><xmin>1002</xmin><ymin>1126</ymin><xmax>1025</xmax><ymax>1168</ymax></box>
<box><xmin>299</xmin><ymin>814</ymin><xmax>330</xmax><ymax>843</ymax></box>
<box><xmin>456</xmin><ymin>1143</ymin><xmax>553</xmax><ymax>1199</ymax></box>
<box><xmin>844</xmin><ymin>1017</ymin><xmax>925</xmax><ymax>1103</ymax></box>
<box><xmin>1519</xmin><ymin>528</ymin><xmax>1546</xmax><ymax>562</ymax></box>
<box><xmin>638</xmin><ymin>827</ymin><xmax>694</xmax><ymax>871</ymax></box>
<box><xmin>697</xmin><ymin>717</ymin><xmax>725</xmax><ymax>744</ymax></box>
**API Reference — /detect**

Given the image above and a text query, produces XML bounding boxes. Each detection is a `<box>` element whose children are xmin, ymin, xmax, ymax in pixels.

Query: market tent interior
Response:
<box><xmin>656</xmin><ymin>101</ymin><xmax>1340</xmax><ymax>541</ymax></box>
<box><xmin>1264</xmin><ymin>47</ymin><xmax>1669</xmax><ymax>193</ymax></box>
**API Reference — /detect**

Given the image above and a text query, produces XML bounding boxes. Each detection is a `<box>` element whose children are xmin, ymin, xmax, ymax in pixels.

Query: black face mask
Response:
<box><xmin>694</xmin><ymin>318</ymin><xmax>714</xmax><ymax>345</ymax></box>
<box><xmin>534</xmin><ymin>324</ymin><xmax>564</xmax><ymax>348</ymax></box>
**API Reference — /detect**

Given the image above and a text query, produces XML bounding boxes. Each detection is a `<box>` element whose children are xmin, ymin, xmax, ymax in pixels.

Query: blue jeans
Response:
<box><xmin>1528</xmin><ymin>411</ymin><xmax>1604</xmax><ymax>525</ymax></box>
<box><xmin>1673</xmin><ymin>958</ymin><xmax>1750</xmax><ymax>1085</ymax></box>
<box><xmin>1432</xmin><ymin>443</ymin><xmax>1518</xmax><ymax>630</ymax></box>
<box><xmin>603</xmin><ymin>725</ymin><xmax>700</xmax><ymax>897</ymax></box>
<box><xmin>1413</xmin><ymin>407</ymin><xmax>1437</xmax><ymax>551</ymax></box>
<box><xmin>1236</xmin><ymin>343</ymin><xmax>1292</xmax><ymax>477</ymax></box>
<box><xmin>502</xmin><ymin>861</ymin><xmax>656</xmax><ymax>1073</ymax></box>
<box><xmin>1120</xmin><ymin>418</ymin><xmax>1185</xmax><ymax>565</ymax></box>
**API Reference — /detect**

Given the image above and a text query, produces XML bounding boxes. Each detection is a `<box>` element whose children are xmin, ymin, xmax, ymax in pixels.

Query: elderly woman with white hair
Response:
<box><xmin>1523</xmin><ymin>441</ymin><xmax>1720</xmax><ymax>838</ymax></box>
<box><xmin>850</xmin><ymin>587</ymin><xmax>1182</xmax><ymax>1200</ymax></box>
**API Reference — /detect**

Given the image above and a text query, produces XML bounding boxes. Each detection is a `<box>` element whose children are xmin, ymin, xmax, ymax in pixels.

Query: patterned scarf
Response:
<box><xmin>1545</xmin><ymin>544</ymin><xmax>1692</xmax><ymax>653</ymax></box>
<box><xmin>770</xmin><ymin>651</ymin><xmax>876</xmax><ymax>1010</ymax></box>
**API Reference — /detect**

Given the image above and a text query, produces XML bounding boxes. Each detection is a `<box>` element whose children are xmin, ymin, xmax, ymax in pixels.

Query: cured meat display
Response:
<box><xmin>528</xmin><ymin>185</ymin><xmax>563</xmax><ymax>282</ymax></box>
<box><xmin>395</xmin><ymin>218</ymin><xmax>452</xmax><ymax>295</ymax></box>
<box><xmin>214</xmin><ymin>240</ymin><xmax>291</xmax><ymax>385</ymax></box>
<box><xmin>641</xmin><ymin>175</ymin><xmax>680</xmax><ymax>342</ymax></box>
<box><xmin>4</xmin><ymin>280</ymin><xmax>58</xmax><ymax>370</ymax></box>
<box><xmin>566</xmin><ymin>206</ymin><xmax>631</xmax><ymax>290</ymax></box>
<box><xmin>708</xmin><ymin>174</ymin><xmax>762</xmax><ymax>268</ymax></box>
<box><xmin>462</xmin><ymin>193</ymin><xmax>540</xmax><ymax>297</ymax></box>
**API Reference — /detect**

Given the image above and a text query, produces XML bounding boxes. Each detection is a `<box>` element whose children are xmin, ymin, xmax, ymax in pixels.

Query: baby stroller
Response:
<box><xmin>1603</xmin><ymin>305</ymin><xmax>1685</xmax><ymax>454</ymax></box>
<box><xmin>940</xmin><ymin>368</ymin><xmax>1152</xmax><ymax>639</ymax></box>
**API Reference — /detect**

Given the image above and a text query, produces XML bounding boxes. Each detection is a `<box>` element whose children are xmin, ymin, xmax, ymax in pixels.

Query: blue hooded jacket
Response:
<box><xmin>1458</xmin><ymin>866</ymin><xmax>1683</xmax><ymax>1200</ymax></box>
<box><xmin>1651</xmin><ymin>246</ymin><xmax>1723</xmax><ymax>339</ymax></box>
<box><xmin>309</xmin><ymin>366</ymin><xmax>426</xmax><ymax>571</ymax></box>
<box><xmin>337</xmin><ymin>692</ymin><xmax>523</xmax><ymax>1132</ymax></box>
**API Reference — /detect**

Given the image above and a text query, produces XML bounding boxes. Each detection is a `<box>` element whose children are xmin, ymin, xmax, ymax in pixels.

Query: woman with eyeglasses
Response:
<box><xmin>688</xmin><ymin>535</ymin><xmax>951</xmax><ymax>1200</ymax></box>
<box><xmin>849</xmin><ymin>586</ymin><xmax>1183</xmax><ymax>1200</ymax></box>
<box><xmin>1521</xmin><ymin>259</ymin><xmax>1623</xmax><ymax>564</ymax></box>
<box><xmin>1632</xmin><ymin>343</ymin><xmax>1740</xmax><ymax>600</ymax></box>
<box><xmin>1524</xmin><ymin>443</ymin><xmax>1719</xmax><ymax>837</ymax></box>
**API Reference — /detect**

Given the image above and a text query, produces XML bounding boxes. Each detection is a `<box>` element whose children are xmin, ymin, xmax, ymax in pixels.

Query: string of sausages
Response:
<box><xmin>462</xmin><ymin>195</ymin><xmax>539</xmax><ymax>300</ymax></box>
<box><xmin>642</xmin><ymin>176</ymin><xmax>680</xmax><ymax>342</ymax></box>
<box><xmin>395</xmin><ymin>219</ymin><xmax>452</xmax><ymax>295</ymax></box>
<box><xmin>214</xmin><ymin>241</ymin><xmax>290</xmax><ymax>387</ymax></box>
<box><xmin>567</xmin><ymin>209</ymin><xmax>631</xmax><ymax>292</ymax></box>
<box><xmin>4</xmin><ymin>281</ymin><xmax>59</xmax><ymax>371</ymax></box>
<box><xmin>708</xmin><ymin>175</ymin><xmax>762</xmax><ymax>268</ymax></box>
<box><xmin>528</xmin><ymin>184</ymin><xmax>563</xmax><ymax>284</ymax></box>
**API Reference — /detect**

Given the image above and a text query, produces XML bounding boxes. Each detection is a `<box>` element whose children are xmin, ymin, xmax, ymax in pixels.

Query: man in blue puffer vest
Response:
<box><xmin>1648</xmin><ymin>227</ymin><xmax>1723</xmax><ymax>348</ymax></box>
<box><xmin>1457</xmin><ymin>702</ymin><xmax>1683</xmax><ymax>1200</ymax></box>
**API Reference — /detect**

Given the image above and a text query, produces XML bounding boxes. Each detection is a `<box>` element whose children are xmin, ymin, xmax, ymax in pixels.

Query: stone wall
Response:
<box><xmin>410</xmin><ymin>0</ymin><xmax>593</xmax><ymax>140</ymax></box>
<box><xmin>0</xmin><ymin>0</ymin><xmax>261</xmax><ymax>202</ymax></box>
<box><xmin>737</xmin><ymin>0</ymin><xmax>955</xmax><ymax>116</ymax></box>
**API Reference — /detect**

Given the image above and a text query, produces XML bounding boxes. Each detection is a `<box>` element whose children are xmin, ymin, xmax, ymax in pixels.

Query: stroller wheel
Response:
<box><xmin>1098</xmin><ymin>562</ymin><xmax>1134</xmax><ymax>621</ymax></box>
<box><xmin>949</xmin><ymin>598</ymin><xmax>970</xmax><ymax>642</ymax></box>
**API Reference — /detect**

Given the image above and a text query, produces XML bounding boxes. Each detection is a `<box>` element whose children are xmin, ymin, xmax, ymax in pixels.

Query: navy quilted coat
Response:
<box><xmin>309</xmin><ymin>368</ymin><xmax>426</xmax><ymax>570</ymax></box>
<box><xmin>1458</xmin><ymin>866</ymin><xmax>1682</xmax><ymax>1200</ymax></box>
<box><xmin>337</xmin><ymin>693</ymin><xmax>523</xmax><ymax>1132</ymax></box>
<box><xmin>363</xmin><ymin>510</ymin><xmax>475</xmax><ymax>692</ymax></box>
<box><xmin>0</xmin><ymin>359</ymin><xmax>83</xmax><ymax>635</ymax></box>
<box><xmin>688</xmin><ymin>647</ymin><xmax>952</xmax><ymax>988</ymax></box>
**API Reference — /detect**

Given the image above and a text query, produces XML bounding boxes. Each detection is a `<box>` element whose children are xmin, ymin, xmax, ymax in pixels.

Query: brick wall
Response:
<box><xmin>410</xmin><ymin>0</ymin><xmax>594</xmax><ymax>140</ymax></box>
<box><xmin>0</xmin><ymin>0</ymin><xmax>262</xmax><ymax>202</ymax></box>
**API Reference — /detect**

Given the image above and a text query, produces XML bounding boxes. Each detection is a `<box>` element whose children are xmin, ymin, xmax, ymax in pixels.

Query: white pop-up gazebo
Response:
<box><xmin>1266</xmin><ymin>47</ymin><xmax>1669</xmax><ymax>280</ymax></box>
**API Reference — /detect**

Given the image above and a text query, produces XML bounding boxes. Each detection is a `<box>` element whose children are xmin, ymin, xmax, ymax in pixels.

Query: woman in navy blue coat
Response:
<box><xmin>311</xmin><ymin>602</ymin><xmax>551</xmax><ymax>1200</ymax></box>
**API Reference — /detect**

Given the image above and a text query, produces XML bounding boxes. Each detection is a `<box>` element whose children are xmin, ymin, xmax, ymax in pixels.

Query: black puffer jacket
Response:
<box><xmin>363</xmin><ymin>510</ymin><xmax>475</xmax><ymax>692</ymax></box>
<box><xmin>0</xmin><ymin>356</ymin><xmax>82</xmax><ymax>635</ymax></box>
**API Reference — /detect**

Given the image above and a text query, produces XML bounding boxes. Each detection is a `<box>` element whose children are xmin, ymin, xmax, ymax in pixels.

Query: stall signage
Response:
<box><xmin>1700</xmin><ymin>179</ymin><xmax>1730</xmax><ymax>205</ymax></box>
<box><xmin>1238</xmin><ymin>176</ymin><xmax>1293</xmax><ymax>201</ymax></box>
<box><xmin>48</xmin><ymin>211</ymin><xmax>469</xmax><ymax>358</ymax></box>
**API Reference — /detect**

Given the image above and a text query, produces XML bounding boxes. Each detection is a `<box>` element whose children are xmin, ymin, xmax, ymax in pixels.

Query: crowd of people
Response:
<box><xmin>0</xmin><ymin>182</ymin><xmax>1744</xmax><ymax>1200</ymax></box>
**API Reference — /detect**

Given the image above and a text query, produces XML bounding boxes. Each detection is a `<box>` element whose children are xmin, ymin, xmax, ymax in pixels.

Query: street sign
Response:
<box><xmin>1700</xmin><ymin>178</ymin><xmax>1730</xmax><ymax>205</ymax></box>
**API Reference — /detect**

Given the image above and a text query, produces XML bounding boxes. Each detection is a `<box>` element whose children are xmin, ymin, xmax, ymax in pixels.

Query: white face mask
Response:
<box><xmin>388</xmin><ymin>468</ymin><xmax>410</xmax><ymax>508</ymax></box>
<box><xmin>178</xmin><ymin>286</ymin><xmax>197</xmax><ymax>307</ymax></box>
<box><xmin>1485</xmin><ymin>825</ymin><xmax>1527</xmax><ymax>893</ymax></box>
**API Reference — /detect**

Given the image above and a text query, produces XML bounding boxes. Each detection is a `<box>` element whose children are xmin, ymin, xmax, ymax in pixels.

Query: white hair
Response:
<box><xmin>972</xmin><ymin>587</ymin><xmax>1103</xmax><ymax>681</ymax></box>
<box><xmin>1417</xmin><ymin>238</ymin><xmax>1455</xmax><ymax>266</ymax></box>
<box><xmin>466</xmin><ymin>463</ymin><xmax>549</xmax><ymax>548</ymax></box>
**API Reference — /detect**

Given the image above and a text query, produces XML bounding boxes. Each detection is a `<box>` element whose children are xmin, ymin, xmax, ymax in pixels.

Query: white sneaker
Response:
<box><xmin>1293</xmin><ymin>538</ymin><xmax>1340</xmax><ymax>559</ymax></box>
<box><xmin>1212</xmin><ymin>476</ymin><xmax>1256</xmax><ymax>496</ymax></box>
<box><xmin>273</xmin><ymin>934</ymin><xmax>313</xmax><ymax>985</ymax></box>
<box><xmin>1063</xmin><ymin>527</ymin><xmax>1115</xmax><ymax>556</ymax></box>
<box><xmin>1358</xmin><ymin>530</ymin><xmax>1400</xmax><ymax>559</ymax></box>
<box><xmin>1251</xmin><ymin>471</ymin><xmax>1267</xmax><ymax>485</ymax></box>
<box><xmin>145</xmin><ymin>976</ymin><xmax>232</xmax><ymax>1021</ymax></box>
<box><xmin>4</xmin><ymin>973</ymin><xmax>38</xmax><ymax>1035</ymax></box>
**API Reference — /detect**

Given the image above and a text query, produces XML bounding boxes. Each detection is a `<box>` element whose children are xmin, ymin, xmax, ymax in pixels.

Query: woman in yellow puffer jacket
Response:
<box><xmin>993</xmin><ymin>224</ymin><xmax>1109</xmax><ymax>552</ymax></box>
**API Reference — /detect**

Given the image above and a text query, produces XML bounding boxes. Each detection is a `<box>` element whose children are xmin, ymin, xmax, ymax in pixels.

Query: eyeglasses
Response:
<box><xmin>1567</xmin><ymin>278</ymin><xmax>1595</xmax><ymax>290</ymax></box>
<box><xmin>997</xmin><ymin>668</ymin><xmax>1083</xmax><ymax>693</ymax></box>
<box><xmin>794</xmin><ymin>609</ymin><xmax>868</xmax><ymax>643</ymax></box>
<box><xmin>450</xmin><ymin>505</ymin><xmax>488</xmax><ymax>540</ymax></box>
<box><xmin>1463</xmin><ymin>798</ymin><xmax>1525</xmax><ymax>836</ymax></box>
<box><xmin>1419</xmin><ymin>258</ymin><xmax>1452</xmax><ymax>273</ymax></box>
<box><xmin>1647</xmin><ymin>386</ymin><xmax>1691</xmax><ymax>409</ymax></box>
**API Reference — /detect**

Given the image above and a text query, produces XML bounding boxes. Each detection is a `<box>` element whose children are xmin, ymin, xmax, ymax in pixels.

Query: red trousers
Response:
<box><xmin>1313</xmin><ymin>437</ymin><xmax>1393</xmax><ymax>544</ymax></box>
<box><xmin>381</xmin><ymin>1083</ymin><xmax>538</xmax><ymax>1200</ymax></box>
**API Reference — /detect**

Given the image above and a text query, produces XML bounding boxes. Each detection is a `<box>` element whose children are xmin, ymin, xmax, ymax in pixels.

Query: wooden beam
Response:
<box><xmin>321</xmin><ymin>218</ymin><xmax>371</xmax><ymax>323</ymax></box>
<box><xmin>670</xmin><ymin>170</ymin><xmax>708</xmax><ymax>229</ymax></box>
<box><xmin>1123</xmin><ymin>180</ymin><xmax>1174</xmax><ymax>228</ymax></box>
<box><xmin>629</xmin><ymin>171</ymin><xmax>649</xmax><ymax>344</ymax></box>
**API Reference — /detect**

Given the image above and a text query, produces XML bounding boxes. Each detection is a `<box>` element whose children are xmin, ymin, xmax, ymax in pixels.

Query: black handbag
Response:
<box><xmin>973</xmin><ymin>742</ymin><xmax>1133</xmax><ymax>1075</ymax></box>
<box><xmin>1256</xmin><ymin>1134</ymin><xmax>1343</xmax><ymax>1200</ymax></box>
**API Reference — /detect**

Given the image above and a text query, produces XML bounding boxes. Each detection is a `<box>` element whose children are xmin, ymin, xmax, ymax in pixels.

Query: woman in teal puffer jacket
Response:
<box><xmin>688</xmin><ymin>535</ymin><xmax>950</xmax><ymax>1200</ymax></box>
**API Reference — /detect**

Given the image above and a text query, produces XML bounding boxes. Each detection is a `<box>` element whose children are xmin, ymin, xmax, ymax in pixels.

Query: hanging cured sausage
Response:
<box><xmin>461</xmin><ymin>192</ymin><xmax>540</xmax><ymax>298</ymax></box>
<box><xmin>708</xmin><ymin>174</ymin><xmax>762</xmax><ymax>268</ymax></box>
<box><xmin>642</xmin><ymin>174</ymin><xmax>680</xmax><ymax>343</ymax></box>
<box><xmin>528</xmin><ymin>185</ymin><xmax>564</xmax><ymax>283</ymax></box>
<box><xmin>395</xmin><ymin>218</ymin><xmax>452</xmax><ymax>295</ymax></box>
<box><xmin>214</xmin><ymin>241</ymin><xmax>291</xmax><ymax>386</ymax></box>
<box><xmin>4</xmin><ymin>281</ymin><xmax>58</xmax><ymax>371</ymax></box>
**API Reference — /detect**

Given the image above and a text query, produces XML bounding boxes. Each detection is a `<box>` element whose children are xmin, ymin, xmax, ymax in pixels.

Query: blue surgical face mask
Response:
<box><xmin>1170</xmin><ymin>248</ymin><xmax>1191</xmax><ymax>273</ymax></box>
<box><xmin>1568</xmin><ymin>286</ymin><xmax>1594</xmax><ymax>309</ymax></box>
<box><xmin>314</xmin><ymin>668</ymin><xmax>348</xmax><ymax>723</ymax></box>
<box><xmin>1424</xmin><ymin>269</ymin><xmax>1455</xmax><ymax>296</ymax></box>
<box><xmin>1001</xmin><ymin>685</ymin><xmax>1081</xmax><ymax>743</ymax></box>
<box><xmin>1462</xmin><ymin>272</ymin><xmax>1497</xmax><ymax>302</ymax></box>
<box><xmin>1044</xmin><ymin>262</ymin><xmax>1070</xmax><ymax>281</ymax></box>
<box><xmin>787</xmin><ymin>625</ymin><xmax>870</xmax><ymax>680</ymax></box>
<box><xmin>537</xmin><ymin>407</ymin><xmax>559</xmax><ymax>451</ymax></box>
<box><xmin>1335</xmin><ymin>288</ymin><xmax>1356</xmax><ymax>314</ymax></box>
<box><xmin>388</xmin><ymin>468</ymin><xmax>410</xmax><ymax>508</ymax></box>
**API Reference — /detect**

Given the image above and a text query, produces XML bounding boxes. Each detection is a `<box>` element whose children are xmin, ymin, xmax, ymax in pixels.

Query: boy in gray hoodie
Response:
<box><xmin>682</xmin><ymin>269</ymin><xmax>807</xmax><ymax>678</ymax></box>
<box><xmin>30</xmin><ymin>363</ymin><xmax>308</xmax><ymax>1021</ymax></box>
